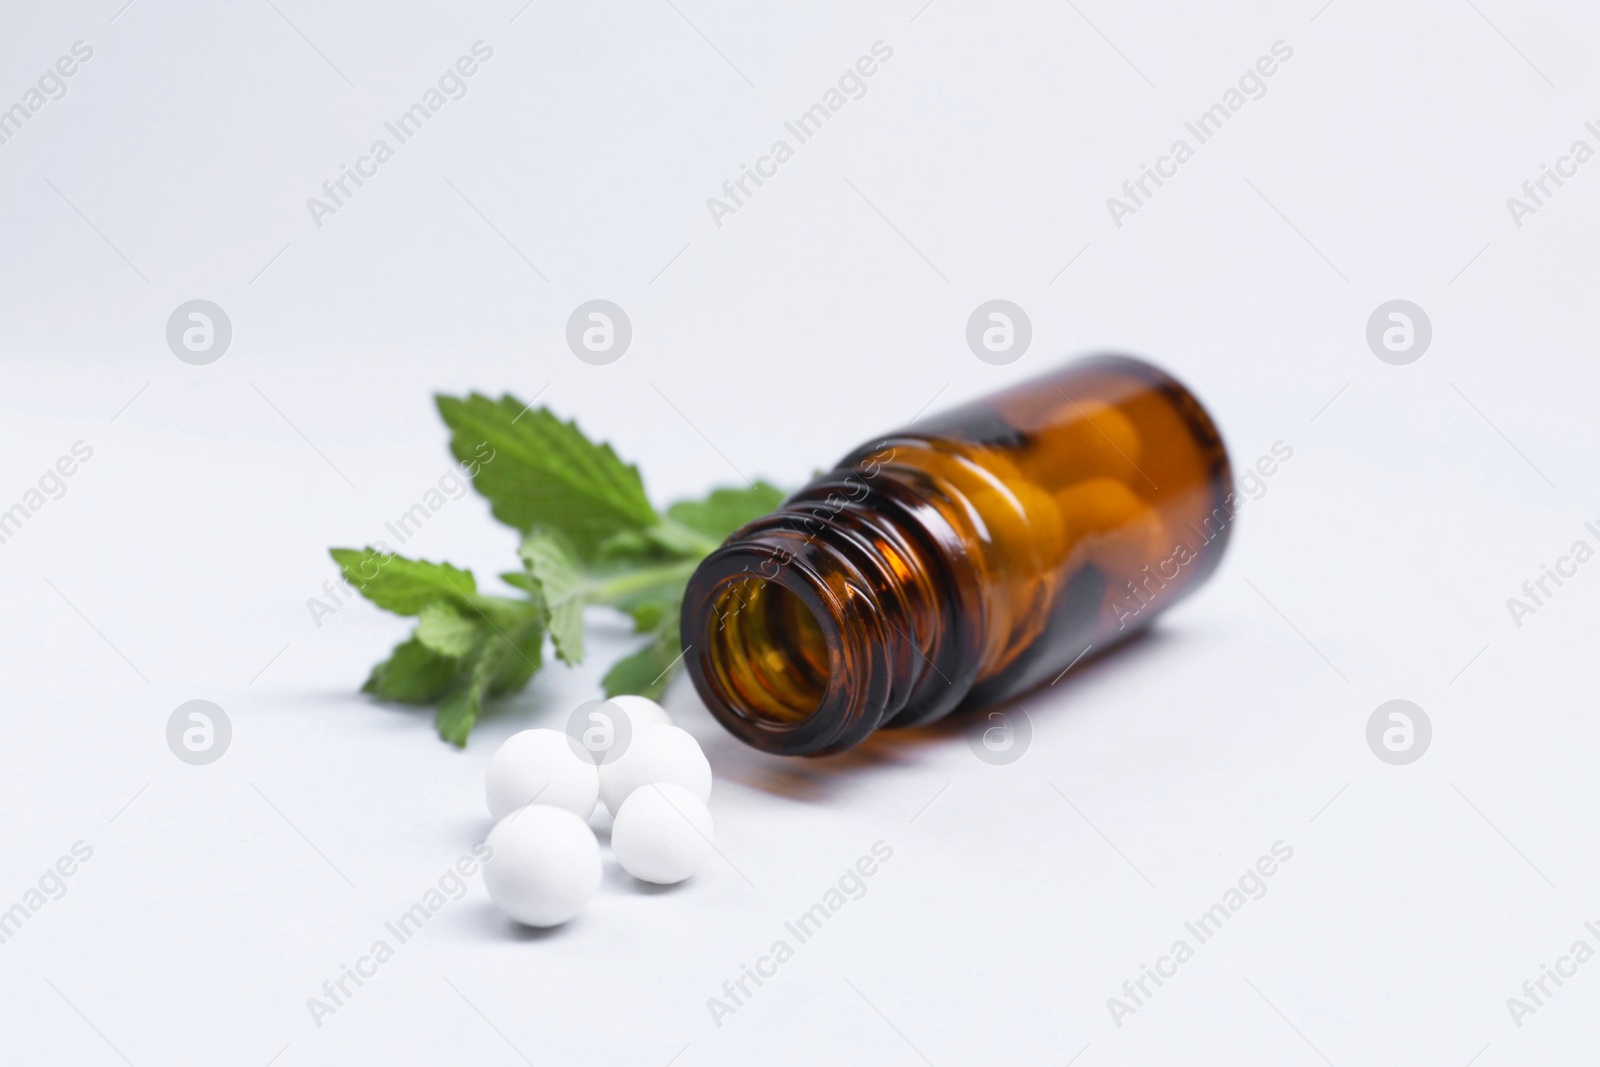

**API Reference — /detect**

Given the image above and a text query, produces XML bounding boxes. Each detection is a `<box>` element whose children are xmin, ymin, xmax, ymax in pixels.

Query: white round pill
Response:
<box><xmin>599</xmin><ymin>724</ymin><xmax>712</xmax><ymax>815</ymax></box>
<box><xmin>607</xmin><ymin>693</ymin><xmax>671</xmax><ymax>732</ymax></box>
<box><xmin>612</xmin><ymin>782</ymin><xmax>714</xmax><ymax>884</ymax></box>
<box><xmin>482</xmin><ymin>805</ymin><xmax>601</xmax><ymax>927</ymax></box>
<box><xmin>485</xmin><ymin>729</ymin><xmax>599</xmax><ymax>822</ymax></box>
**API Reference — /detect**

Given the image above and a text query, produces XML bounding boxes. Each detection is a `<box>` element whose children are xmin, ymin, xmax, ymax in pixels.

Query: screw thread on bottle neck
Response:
<box><xmin>682</xmin><ymin>470</ymin><xmax>982</xmax><ymax>756</ymax></box>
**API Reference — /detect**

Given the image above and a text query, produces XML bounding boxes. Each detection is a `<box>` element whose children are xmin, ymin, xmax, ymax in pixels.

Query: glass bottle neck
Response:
<box><xmin>681</xmin><ymin>465</ymin><xmax>983</xmax><ymax>756</ymax></box>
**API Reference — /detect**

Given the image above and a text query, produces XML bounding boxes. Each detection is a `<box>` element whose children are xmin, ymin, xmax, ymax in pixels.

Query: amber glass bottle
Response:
<box><xmin>680</xmin><ymin>356</ymin><xmax>1233</xmax><ymax>756</ymax></box>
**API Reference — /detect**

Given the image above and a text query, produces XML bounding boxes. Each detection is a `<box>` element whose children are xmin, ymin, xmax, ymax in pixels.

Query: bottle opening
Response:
<box><xmin>705</xmin><ymin>576</ymin><xmax>831</xmax><ymax>728</ymax></box>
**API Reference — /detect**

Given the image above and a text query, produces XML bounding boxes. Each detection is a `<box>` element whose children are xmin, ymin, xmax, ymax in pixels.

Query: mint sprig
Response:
<box><xmin>331</xmin><ymin>396</ymin><xmax>784</xmax><ymax>745</ymax></box>
<box><xmin>434</xmin><ymin>395</ymin><xmax>659</xmax><ymax>558</ymax></box>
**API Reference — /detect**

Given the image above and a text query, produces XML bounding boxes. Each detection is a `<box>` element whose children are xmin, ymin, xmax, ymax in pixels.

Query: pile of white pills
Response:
<box><xmin>480</xmin><ymin>695</ymin><xmax>716</xmax><ymax>927</ymax></box>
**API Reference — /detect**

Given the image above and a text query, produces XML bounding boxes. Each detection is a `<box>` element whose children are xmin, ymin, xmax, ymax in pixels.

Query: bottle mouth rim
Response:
<box><xmin>681</xmin><ymin>539</ymin><xmax>892</xmax><ymax>756</ymax></box>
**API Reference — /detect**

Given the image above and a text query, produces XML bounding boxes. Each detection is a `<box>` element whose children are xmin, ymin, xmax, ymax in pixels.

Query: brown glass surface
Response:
<box><xmin>682</xmin><ymin>356</ymin><xmax>1234</xmax><ymax>755</ymax></box>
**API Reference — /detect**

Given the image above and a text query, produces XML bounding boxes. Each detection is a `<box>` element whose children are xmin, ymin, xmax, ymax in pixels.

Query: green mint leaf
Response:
<box><xmin>461</xmin><ymin>596</ymin><xmax>543</xmax><ymax>634</ymax></box>
<box><xmin>434</xmin><ymin>616</ymin><xmax>546</xmax><ymax>746</ymax></box>
<box><xmin>518</xmin><ymin>528</ymin><xmax>585</xmax><ymax>666</ymax></box>
<box><xmin>362</xmin><ymin>637</ymin><xmax>459</xmax><ymax>703</ymax></box>
<box><xmin>484</xmin><ymin>615</ymin><xmax>546</xmax><ymax>697</ymax></box>
<box><xmin>435</xmin><ymin>670</ymin><xmax>484</xmax><ymax>747</ymax></box>
<box><xmin>435</xmin><ymin>395</ymin><xmax>659</xmax><ymax>558</ymax></box>
<box><xmin>330</xmin><ymin>548</ymin><xmax>477</xmax><ymax>615</ymax></box>
<box><xmin>665</xmin><ymin>481</ymin><xmax>786</xmax><ymax>542</ymax></box>
<box><xmin>595</xmin><ymin>483</ymin><xmax>784</xmax><ymax>563</ymax></box>
<box><xmin>415</xmin><ymin>601</ymin><xmax>480</xmax><ymax>658</ymax></box>
<box><xmin>359</xmin><ymin>589</ymin><xmax>544</xmax><ymax>745</ymax></box>
<box><xmin>602</xmin><ymin>613</ymin><xmax>682</xmax><ymax>701</ymax></box>
<box><xmin>623</xmin><ymin>599</ymin><xmax>670</xmax><ymax>632</ymax></box>
<box><xmin>434</xmin><ymin>643</ymin><xmax>500</xmax><ymax>746</ymax></box>
<box><xmin>498</xmin><ymin>571</ymin><xmax>535</xmax><ymax>594</ymax></box>
<box><xmin>596</xmin><ymin>524</ymin><xmax>710</xmax><ymax>562</ymax></box>
<box><xmin>590</xmin><ymin>558</ymin><xmax>699</xmax><ymax>630</ymax></box>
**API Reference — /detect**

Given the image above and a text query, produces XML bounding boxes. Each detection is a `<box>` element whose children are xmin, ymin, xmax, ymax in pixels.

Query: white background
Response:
<box><xmin>2</xmin><ymin>0</ymin><xmax>1598</xmax><ymax>1064</ymax></box>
